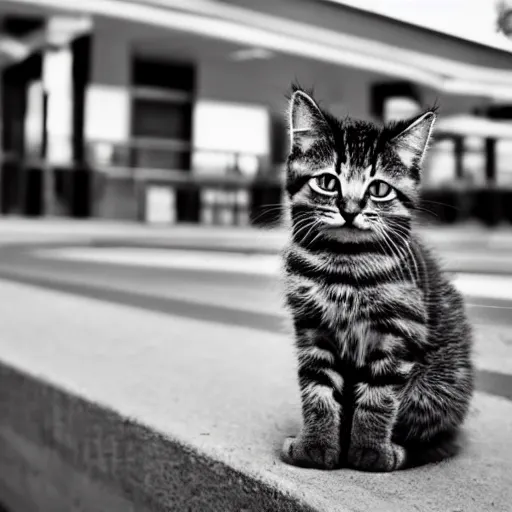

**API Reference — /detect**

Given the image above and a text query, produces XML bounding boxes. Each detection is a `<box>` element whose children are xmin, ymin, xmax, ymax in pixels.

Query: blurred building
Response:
<box><xmin>2</xmin><ymin>0</ymin><xmax>512</xmax><ymax>225</ymax></box>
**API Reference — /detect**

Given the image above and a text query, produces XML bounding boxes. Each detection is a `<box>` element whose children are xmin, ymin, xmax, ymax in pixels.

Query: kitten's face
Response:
<box><xmin>286</xmin><ymin>90</ymin><xmax>436</xmax><ymax>246</ymax></box>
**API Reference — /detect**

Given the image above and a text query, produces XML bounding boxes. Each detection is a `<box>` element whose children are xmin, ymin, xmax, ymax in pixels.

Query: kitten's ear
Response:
<box><xmin>288</xmin><ymin>90</ymin><xmax>328</xmax><ymax>151</ymax></box>
<box><xmin>392</xmin><ymin>111</ymin><xmax>436</xmax><ymax>168</ymax></box>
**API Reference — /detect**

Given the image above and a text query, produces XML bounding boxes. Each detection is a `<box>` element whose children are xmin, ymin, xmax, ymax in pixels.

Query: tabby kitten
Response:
<box><xmin>281</xmin><ymin>88</ymin><xmax>474</xmax><ymax>472</ymax></box>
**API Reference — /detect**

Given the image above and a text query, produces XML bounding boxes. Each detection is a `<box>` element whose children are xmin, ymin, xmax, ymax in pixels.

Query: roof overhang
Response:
<box><xmin>437</xmin><ymin>115</ymin><xmax>512</xmax><ymax>139</ymax></box>
<box><xmin>9</xmin><ymin>0</ymin><xmax>512</xmax><ymax>101</ymax></box>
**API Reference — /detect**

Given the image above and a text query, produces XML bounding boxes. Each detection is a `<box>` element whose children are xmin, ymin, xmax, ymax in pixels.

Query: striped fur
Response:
<box><xmin>281</xmin><ymin>89</ymin><xmax>474</xmax><ymax>472</ymax></box>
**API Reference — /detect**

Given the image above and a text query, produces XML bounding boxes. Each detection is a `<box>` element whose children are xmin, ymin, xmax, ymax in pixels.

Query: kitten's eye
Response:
<box><xmin>309</xmin><ymin>174</ymin><xmax>338</xmax><ymax>196</ymax></box>
<box><xmin>368</xmin><ymin>181</ymin><xmax>396</xmax><ymax>201</ymax></box>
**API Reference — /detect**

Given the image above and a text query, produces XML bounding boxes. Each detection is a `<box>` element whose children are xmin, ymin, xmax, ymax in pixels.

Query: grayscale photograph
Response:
<box><xmin>0</xmin><ymin>0</ymin><xmax>510</xmax><ymax>511</ymax></box>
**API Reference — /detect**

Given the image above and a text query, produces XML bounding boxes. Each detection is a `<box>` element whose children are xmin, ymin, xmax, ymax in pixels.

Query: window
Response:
<box><xmin>132</xmin><ymin>100</ymin><xmax>192</xmax><ymax>140</ymax></box>
<box><xmin>192</xmin><ymin>100</ymin><xmax>270</xmax><ymax>177</ymax></box>
<box><xmin>132</xmin><ymin>58</ymin><xmax>194</xmax><ymax>91</ymax></box>
<box><xmin>130</xmin><ymin>57</ymin><xmax>195</xmax><ymax>171</ymax></box>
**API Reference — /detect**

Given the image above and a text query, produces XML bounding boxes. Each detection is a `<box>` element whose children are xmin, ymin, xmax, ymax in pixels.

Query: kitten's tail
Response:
<box><xmin>402</xmin><ymin>429</ymin><xmax>463</xmax><ymax>469</ymax></box>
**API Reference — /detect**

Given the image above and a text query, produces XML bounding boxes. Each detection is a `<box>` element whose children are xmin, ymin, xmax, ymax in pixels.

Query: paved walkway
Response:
<box><xmin>0</xmin><ymin>279</ymin><xmax>510</xmax><ymax>511</ymax></box>
<box><xmin>1</xmin><ymin>218</ymin><xmax>512</xmax><ymax>275</ymax></box>
<box><xmin>0</xmin><ymin>219</ymin><xmax>511</xmax><ymax>510</ymax></box>
<box><xmin>0</xmin><ymin>216</ymin><xmax>511</xmax><ymax>246</ymax></box>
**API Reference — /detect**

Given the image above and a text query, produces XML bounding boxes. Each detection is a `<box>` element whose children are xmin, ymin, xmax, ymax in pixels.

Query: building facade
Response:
<box><xmin>2</xmin><ymin>0</ymin><xmax>512</xmax><ymax>225</ymax></box>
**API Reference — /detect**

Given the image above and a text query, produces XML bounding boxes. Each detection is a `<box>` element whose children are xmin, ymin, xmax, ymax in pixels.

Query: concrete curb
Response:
<box><xmin>0</xmin><ymin>363</ymin><xmax>314</xmax><ymax>512</ymax></box>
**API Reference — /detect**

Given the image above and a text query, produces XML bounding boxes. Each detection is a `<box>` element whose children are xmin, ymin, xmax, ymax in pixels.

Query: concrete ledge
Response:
<box><xmin>0</xmin><ymin>279</ymin><xmax>511</xmax><ymax>512</ymax></box>
<box><xmin>0</xmin><ymin>364</ymin><xmax>310</xmax><ymax>512</ymax></box>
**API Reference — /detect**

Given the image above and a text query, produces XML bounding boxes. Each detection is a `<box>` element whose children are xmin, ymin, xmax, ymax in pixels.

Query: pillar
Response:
<box><xmin>42</xmin><ymin>15</ymin><xmax>91</xmax><ymax>215</ymax></box>
<box><xmin>84</xmin><ymin>24</ymin><xmax>134</xmax><ymax>219</ymax></box>
<box><xmin>454</xmin><ymin>136</ymin><xmax>464</xmax><ymax>180</ymax></box>
<box><xmin>485</xmin><ymin>138</ymin><xmax>497</xmax><ymax>184</ymax></box>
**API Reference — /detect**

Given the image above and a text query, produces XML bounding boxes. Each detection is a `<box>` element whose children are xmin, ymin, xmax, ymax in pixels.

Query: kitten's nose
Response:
<box><xmin>341</xmin><ymin>211</ymin><xmax>358</xmax><ymax>226</ymax></box>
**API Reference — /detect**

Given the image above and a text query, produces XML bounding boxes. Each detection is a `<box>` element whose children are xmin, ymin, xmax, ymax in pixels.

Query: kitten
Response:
<box><xmin>281</xmin><ymin>88</ymin><xmax>474</xmax><ymax>472</ymax></box>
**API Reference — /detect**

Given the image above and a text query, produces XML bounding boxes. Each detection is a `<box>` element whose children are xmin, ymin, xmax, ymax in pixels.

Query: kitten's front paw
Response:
<box><xmin>281</xmin><ymin>436</ymin><xmax>339</xmax><ymax>469</ymax></box>
<box><xmin>348</xmin><ymin>442</ymin><xmax>406</xmax><ymax>472</ymax></box>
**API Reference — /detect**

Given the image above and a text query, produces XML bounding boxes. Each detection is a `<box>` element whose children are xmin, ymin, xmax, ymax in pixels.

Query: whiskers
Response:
<box><xmin>292</xmin><ymin>212</ymin><xmax>322</xmax><ymax>247</ymax></box>
<box><xmin>250</xmin><ymin>202</ymin><xmax>288</xmax><ymax>225</ymax></box>
<box><xmin>366</xmin><ymin>213</ymin><xmax>420</xmax><ymax>285</ymax></box>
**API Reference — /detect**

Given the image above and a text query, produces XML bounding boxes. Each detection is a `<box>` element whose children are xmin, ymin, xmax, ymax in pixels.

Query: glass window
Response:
<box><xmin>132</xmin><ymin>58</ymin><xmax>194</xmax><ymax>91</ymax></box>
<box><xmin>132</xmin><ymin>100</ymin><xmax>192</xmax><ymax>140</ymax></box>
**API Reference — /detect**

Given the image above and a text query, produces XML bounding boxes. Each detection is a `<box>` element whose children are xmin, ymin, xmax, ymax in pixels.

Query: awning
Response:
<box><xmin>8</xmin><ymin>0</ymin><xmax>512</xmax><ymax>101</ymax></box>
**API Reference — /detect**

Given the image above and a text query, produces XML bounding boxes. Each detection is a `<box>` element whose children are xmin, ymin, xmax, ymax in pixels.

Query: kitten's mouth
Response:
<box><xmin>324</xmin><ymin>224</ymin><xmax>361</xmax><ymax>231</ymax></box>
<box><xmin>322</xmin><ymin>221</ymin><xmax>370</xmax><ymax>232</ymax></box>
<box><xmin>322</xmin><ymin>224</ymin><xmax>373</xmax><ymax>242</ymax></box>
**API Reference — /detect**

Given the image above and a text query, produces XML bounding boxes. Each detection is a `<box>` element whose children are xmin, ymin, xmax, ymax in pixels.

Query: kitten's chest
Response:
<box><xmin>308</xmin><ymin>283</ymin><xmax>375</xmax><ymax>363</ymax></box>
<box><xmin>300</xmin><ymin>280</ymin><xmax>421</xmax><ymax>362</ymax></box>
<box><xmin>309</xmin><ymin>282</ymin><xmax>370</xmax><ymax>324</ymax></box>
<box><xmin>302</xmin><ymin>278</ymin><xmax>421</xmax><ymax>322</ymax></box>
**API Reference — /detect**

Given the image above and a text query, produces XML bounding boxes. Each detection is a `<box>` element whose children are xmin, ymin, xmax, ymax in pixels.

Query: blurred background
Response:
<box><xmin>2</xmin><ymin>0</ymin><xmax>512</xmax><ymax>227</ymax></box>
<box><xmin>1</xmin><ymin>2</ymin><xmax>512</xmax><ymax>511</ymax></box>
